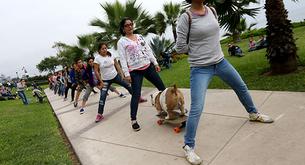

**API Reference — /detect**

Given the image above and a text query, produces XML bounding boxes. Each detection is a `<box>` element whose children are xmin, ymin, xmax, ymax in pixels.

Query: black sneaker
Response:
<box><xmin>131</xmin><ymin>121</ymin><xmax>141</xmax><ymax>131</ymax></box>
<box><xmin>80</xmin><ymin>108</ymin><xmax>85</xmax><ymax>114</ymax></box>
<box><xmin>73</xmin><ymin>102</ymin><xmax>78</xmax><ymax>107</ymax></box>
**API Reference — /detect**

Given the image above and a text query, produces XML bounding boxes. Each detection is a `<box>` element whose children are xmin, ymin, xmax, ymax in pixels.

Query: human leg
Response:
<box><xmin>80</xmin><ymin>85</ymin><xmax>93</xmax><ymax>114</ymax></box>
<box><xmin>97</xmin><ymin>81</ymin><xmax>111</xmax><ymax>116</ymax></box>
<box><xmin>216</xmin><ymin>59</ymin><xmax>257</xmax><ymax>113</ymax></box>
<box><xmin>216</xmin><ymin>59</ymin><xmax>273</xmax><ymax>122</ymax></box>
<box><xmin>184</xmin><ymin>67</ymin><xmax>213</xmax><ymax>165</ymax></box>
<box><xmin>71</xmin><ymin>84</ymin><xmax>76</xmax><ymax>102</ymax></box>
<box><xmin>112</xmin><ymin>74</ymin><xmax>133</xmax><ymax>95</ymax></box>
<box><xmin>64</xmin><ymin>82</ymin><xmax>72</xmax><ymax>99</ymax></box>
<box><xmin>18</xmin><ymin>91</ymin><xmax>28</xmax><ymax>105</ymax></box>
<box><xmin>143</xmin><ymin>64</ymin><xmax>166</xmax><ymax>91</ymax></box>
<box><xmin>130</xmin><ymin>70</ymin><xmax>144</xmax><ymax>131</ymax></box>
<box><xmin>184</xmin><ymin>67</ymin><xmax>213</xmax><ymax>148</ymax></box>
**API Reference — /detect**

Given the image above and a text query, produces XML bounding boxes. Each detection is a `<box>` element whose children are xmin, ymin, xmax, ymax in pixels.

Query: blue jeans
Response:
<box><xmin>18</xmin><ymin>91</ymin><xmax>28</xmax><ymax>105</ymax></box>
<box><xmin>184</xmin><ymin>59</ymin><xmax>257</xmax><ymax>148</ymax></box>
<box><xmin>98</xmin><ymin>74</ymin><xmax>132</xmax><ymax>115</ymax></box>
<box><xmin>130</xmin><ymin>63</ymin><xmax>166</xmax><ymax>120</ymax></box>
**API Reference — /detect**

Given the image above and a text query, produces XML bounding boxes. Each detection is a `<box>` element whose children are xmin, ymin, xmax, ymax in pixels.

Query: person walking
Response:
<box><xmin>93</xmin><ymin>43</ymin><xmax>133</xmax><ymax>123</ymax></box>
<box><xmin>16</xmin><ymin>79</ymin><xmax>29</xmax><ymax>105</ymax></box>
<box><xmin>74</xmin><ymin>59</ymin><xmax>87</xmax><ymax>107</ymax></box>
<box><xmin>79</xmin><ymin>57</ymin><xmax>97</xmax><ymax>114</ymax></box>
<box><xmin>117</xmin><ymin>17</ymin><xmax>166</xmax><ymax>131</ymax></box>
<box><xmin>175</xmin><ymin>0</ymin><xmax>274</xmax><ymax>164</ymax></box>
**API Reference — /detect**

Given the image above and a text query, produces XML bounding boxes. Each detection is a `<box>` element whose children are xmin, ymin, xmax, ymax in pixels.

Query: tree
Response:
<box><xmin>223</xmin><ymin>18</ymin><xmax>257</xmax><ymax>42</ymax></box>
<box><xmin>53</xmin><ymin>42</ymin><xmax>85</xmax><ymax>67</ymax></box>
<box><xmin>36</xmin><ymin>56</ymin><xmax>59</xmax><ymax>73</ymax></box>
<box><xmin>77</xmin><ymin>34</ymin><xmax>97</xmax><ymax>57</ymax></box>
<box><xmin>154</xmin><ymin>2</ymin><xmax>181</xmax><ymax>41</ymax></box>
<box><xmin>90</xmin><ymin>0</ymin><xmax>155</xmax><ymax>49</ymax></box>
<box><xmin>265</xmin><ymin>0</ymin><xmax>298</xmax><ymax>74</ymax></box>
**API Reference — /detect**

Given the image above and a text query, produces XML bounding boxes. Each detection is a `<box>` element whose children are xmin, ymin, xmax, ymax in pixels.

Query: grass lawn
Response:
<box><xmin>0</xmin><ymin>89</ymin><xmax>76</xmax><ymax>165</ymax></box>
<box><xmin>144</xmin><ymin>26</ymin><xmax>305</xmax><ymax>92</ymax></box>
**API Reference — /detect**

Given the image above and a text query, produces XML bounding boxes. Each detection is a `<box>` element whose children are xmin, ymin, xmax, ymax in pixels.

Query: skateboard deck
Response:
<box><xmin>156</xmin><ymin>111</ymin><xmax>187</xmax><ymax>133</ymax></box>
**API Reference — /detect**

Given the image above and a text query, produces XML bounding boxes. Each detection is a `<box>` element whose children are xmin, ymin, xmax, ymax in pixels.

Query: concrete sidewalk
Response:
<box><xmin>45</xmin><ymin>87</ymin><xmax>305</xmax><ymax>165</ymax></box>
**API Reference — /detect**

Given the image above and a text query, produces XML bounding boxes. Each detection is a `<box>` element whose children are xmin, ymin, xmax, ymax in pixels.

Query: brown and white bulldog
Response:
<box><xmin>150</xmin><ymin>85</ymin><xmax>185</xmax><ymax>120</ymax></box>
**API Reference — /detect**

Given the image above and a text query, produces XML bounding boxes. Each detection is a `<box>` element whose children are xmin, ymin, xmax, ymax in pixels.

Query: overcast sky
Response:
<box><xmin>1</xmin><ymin>0</ymin><xmax>305</xmax><ymax>78</ymax></box>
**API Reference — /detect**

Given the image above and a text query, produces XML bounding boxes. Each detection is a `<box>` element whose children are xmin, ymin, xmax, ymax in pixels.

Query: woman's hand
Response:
<box><xmin>155</xmin><ymin>65</ymin><xmax>161</xmax><ymax>72</ymax></box>
<box><xmin>97</xmin><ymin>81</ymin><xmax>104</xmax><ymax>89</ymax></box>
<box><xmin>124</xmin><ymin>76</ymin><xmax>132</xmax><ymax>83</ymax></box>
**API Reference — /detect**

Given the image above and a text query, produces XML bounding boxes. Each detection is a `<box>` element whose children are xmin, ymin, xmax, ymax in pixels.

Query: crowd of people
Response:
<box><xmin>0</xmin><ymin>82</ymin><xmax>16</xmax><ymax>101</ymax></box>
<box><xmin>46</xmin><ymin>5</ymin><xmax>274</xmax><ymax>164</ymax></box>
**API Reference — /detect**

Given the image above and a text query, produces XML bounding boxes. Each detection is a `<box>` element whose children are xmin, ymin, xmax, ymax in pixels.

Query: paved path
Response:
<box><xmin>45</xmin><ymin>87</ymin><xmax>305</xmax><ymax>165</ymax></box>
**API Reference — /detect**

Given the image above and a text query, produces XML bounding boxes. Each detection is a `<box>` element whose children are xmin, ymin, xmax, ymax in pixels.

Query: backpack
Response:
<box><xmin>185</xmin><ymin>6</ymin><xmax>217</xmax><ymax>44</ymax></box>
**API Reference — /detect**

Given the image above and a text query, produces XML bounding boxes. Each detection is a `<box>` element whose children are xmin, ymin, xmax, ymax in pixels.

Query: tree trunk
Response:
<box><xmin>265</xmin><ymin>0</ymin><xmax>298</xmax><ymax>74</ymax></box>
<box><xmin>232</xmin><ymin>31</ymin><xmax>241</xmax><ymax>43</ymax></box>
<box><xmin>172</xmin><ymin>24</ymin><xmax>177</xmax><ymax>42</ymax></box>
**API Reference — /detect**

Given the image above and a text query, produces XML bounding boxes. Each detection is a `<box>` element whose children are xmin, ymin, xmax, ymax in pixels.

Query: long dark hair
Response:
<box><xmin>98</xmin><ymin>42</ymin><xmax>108</xmax><ymax>54</ymax></box>
<box><xmin>119</xmin><ymin>17</ymin><xmax>133</xmax><ymax>36</ymax></box>
<box><xmin>86</xmin><ymin>57</ymin><xmax>94</xmax><ymax>70</ymax></box>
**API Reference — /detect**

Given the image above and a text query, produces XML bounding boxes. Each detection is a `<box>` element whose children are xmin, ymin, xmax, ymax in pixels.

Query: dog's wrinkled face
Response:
<box><xmin>150</xmin><ymin>91</ymin><xmax>160</xmax><ymax>106</ymax></box>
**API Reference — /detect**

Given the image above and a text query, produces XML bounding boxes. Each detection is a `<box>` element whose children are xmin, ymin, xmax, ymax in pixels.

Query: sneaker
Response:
<box><xmin>183</xmin><ymin>145</ymin><xmax>202</xmax><ymax>165</ymax></box>
<box><xmin>95</xmin><ymin>114</ymin><xmax>104</xmax><ymax>123</ymax></box>
<box><xmin>119</xmin><ymin>93</ymin><xmax>126</xmax><ymax>98</ymax></box>
<box><xmin>249</xmin><ymin>113</ymin><xmax>274</xmax><ymax>123</ymax></box>
<box><xmin>139</xmin><ymin>97</ymin><xmax>147</xmax><ymax>103</ymax></box>
<box><xmin>80</xmin><ymin>108</ymin><xmax>85</xmax><ymax>114</ymax></box>
<box><xmin>73</xmin><ymin>102</ymin><xmax>78</xmax><ymax>108</ymax></box>
<box><xmin>131</xmin><ymin>120</ymin><xmax>141</xmax><ymax>131</ymax></box>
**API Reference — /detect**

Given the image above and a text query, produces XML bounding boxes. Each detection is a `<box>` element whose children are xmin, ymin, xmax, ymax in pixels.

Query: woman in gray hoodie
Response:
<box><xmin>175</xmin><ymin>0</ymin><xmax>274</xmax><ymax>164</ymax></box>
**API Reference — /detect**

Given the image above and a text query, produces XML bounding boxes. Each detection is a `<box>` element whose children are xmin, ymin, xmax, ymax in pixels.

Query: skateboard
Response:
<box><xmin>156</xmin><ymin>111</ymin><xmax>187</xmax><ymax>133</ymax></box>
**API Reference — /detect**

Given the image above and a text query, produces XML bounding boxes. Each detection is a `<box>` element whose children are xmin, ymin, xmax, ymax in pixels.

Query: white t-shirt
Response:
<box><xmin>94</xmin><ymin>55</ymin><xmax>117</xmax><ymax>81</ymax></box>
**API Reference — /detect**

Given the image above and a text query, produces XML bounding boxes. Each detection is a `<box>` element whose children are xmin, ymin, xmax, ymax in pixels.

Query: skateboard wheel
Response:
<box><xmin>157</xmin><ymin>120</ymin><xmax>163</xmax><ymax>125</ymax></box>
<box><xmin>174</xmin><ymin>127</ymin><xmax>181</xmax><ymax>133</ymax></box>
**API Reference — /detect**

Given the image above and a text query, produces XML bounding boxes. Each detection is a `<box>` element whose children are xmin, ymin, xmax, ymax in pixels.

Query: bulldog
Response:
<box><xmin>150</xmin><ymin>85</ymin><xmax>185</xmax><ymax>120</ymax></box>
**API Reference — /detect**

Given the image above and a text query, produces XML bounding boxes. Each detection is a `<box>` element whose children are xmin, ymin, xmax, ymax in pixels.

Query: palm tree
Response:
<box><xmin>77</xmin><ymin>34</ymin><xmax>97</xmax><ymax>58</ymax></box>
<box><xmin>154</xmin><ymin>2</ymin><xmax>181</xmax><ymax>42</ymax></box>
<box><xmin>223</xmin><ymin>18</ymin><xmax>257</xmax><ymax>42</ymax></box>
<box><xmin>90</xmin><ymin>0</ymin><xmax>155</xmax><ymax>49</ymax></box>
<box><xmin>265</xmin><ymin>0</ymin><xmax>298</xmax><ymax>74</ymax></box>
<box><xmin>182</xmin><ymin>0</ymin><xmax>260</xmax><ymax>41</ymax></box>
<box><xmin>53</xmin><ymin>42</ymin><xmax>85</xmax><ymax>66</ymax></box>
<box><xmin>213</xmin><ymin>0</ymin><xmax>260</xmax><ymax>41</ymax></box>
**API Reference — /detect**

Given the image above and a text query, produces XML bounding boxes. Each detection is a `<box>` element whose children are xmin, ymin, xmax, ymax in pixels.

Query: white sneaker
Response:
<box><xmin>183</xmin><ymin>145</ymin><xmax>202</xmax><ymax>165</ymax></box>
<box><xmin>249</xmin><ymin>113</ymin><xmax>274</xmax><ymax>123</ymax></box>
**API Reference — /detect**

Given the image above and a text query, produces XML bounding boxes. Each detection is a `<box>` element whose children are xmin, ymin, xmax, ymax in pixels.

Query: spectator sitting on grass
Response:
<box><xmin>255</xmin><ymin>35</ymin><xmax>268</xmax><ymax>50</ymax></box>
<box><xmin>228</xmin><ymin>43</ymin><xmax>244</xmax><ymax>57</ymax></box>
<box><xmin>248</xmin><ymin>36</ymin><xmax>256</xmax><ymax>52</ymax></box>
